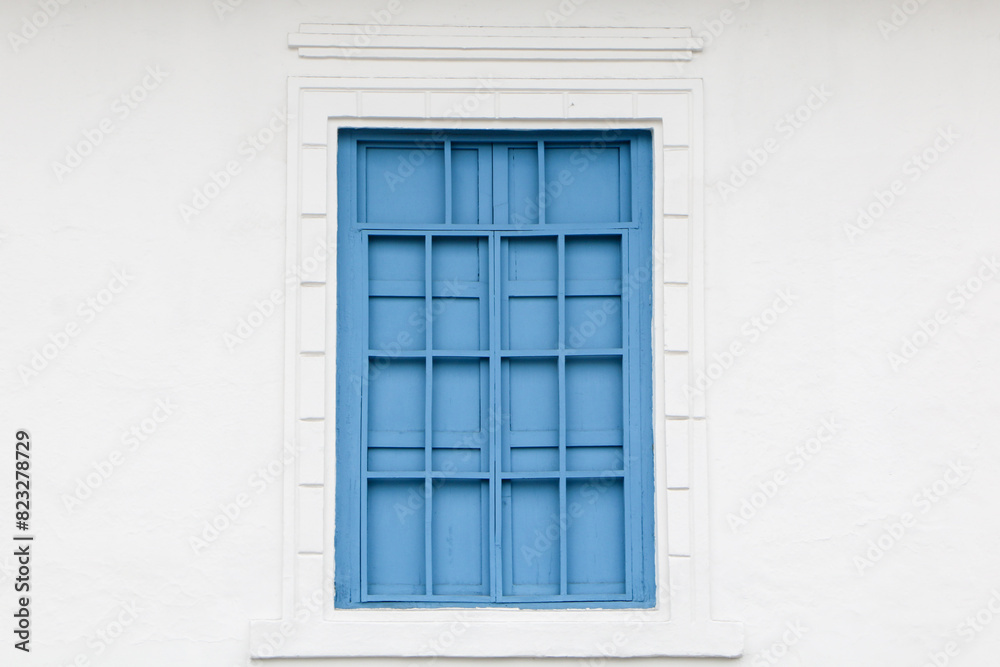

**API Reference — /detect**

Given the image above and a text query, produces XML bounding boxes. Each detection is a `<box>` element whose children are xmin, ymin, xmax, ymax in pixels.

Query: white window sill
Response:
<box><xmin>249</xmin><ymin>615</ymin><xmax>743</xmax><ymax>658</ymax></box>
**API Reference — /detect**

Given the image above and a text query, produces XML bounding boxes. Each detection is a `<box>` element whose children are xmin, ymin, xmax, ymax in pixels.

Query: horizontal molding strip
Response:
<box><xmin>297</xmin><ymin>47</ymin><xmax>695</xmax><ymax>62</ymax></box>
<box><xmin>290</xmin><ymin>24</ymin><xmax>703</xmax><ymax>61</ymax></box>
<box><xmin>295</xmin><ymin>24</ymin><xmax>697</xmax><ymax>38</ymax></box>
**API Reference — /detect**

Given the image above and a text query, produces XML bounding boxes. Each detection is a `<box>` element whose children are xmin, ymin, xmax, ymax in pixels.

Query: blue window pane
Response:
<box><xmin>544</xmin><ymin>146</ymin><xmax>626</xmax><ymax>224</ymax></box>
<box><xmin>367</xmin><ymin>479</ymin><xmax>426</xmax><ymax>596</ymax></box>
<box><xmin>451</xmin><ymin>148</ymin><xmax>480</xmax><ymax>224</ymax></box>
<box><xmin>432</xmin><ymin>236</ymin><xmax>488</xmax><ymax>350</ymax></box>
<box><xmin>507</xmin><ymin>147</ymin><xmax>539</xmax><ymax>226</ymax></box>
<box><xmin>567</xmin><ymin>478</ymin><xmax>626</xmax><ymax>594</ymax></box>
<box><xmin>566</xmin><ymin>357</ymin><xmax>623</xmax><ymax>447</ymax></box>
<box><xmin>503</xmin><ymin>480</ymin><xmax>560</xmax><ymax>597</ymax></box>
<box><xmin>364</xmin><ymin>145</ymin><xmax>445</xmax><ymax>225</ymax></box>
<box><xmin>432</xmin><ymin>480</ymin><xmax>489</xmax><ymax>596</ymax></box>
<box><xmin>369</xmin><ymin>235</ymin><xmax>425</xmax><ymax>282</ymax></box>
<box><xmin>368</xmin><ymin>359</ymin><xmax>425</xmax><ymax>444</ymax></box>
<box><xmin>369</xmin><ymin>297</ymin><xmax>426</xmax><ymax>352</ymax></box>
<box><xmin>566</xmin><ymin>296</ymin><xmax>622</xmax><ymax>349</ymax></box>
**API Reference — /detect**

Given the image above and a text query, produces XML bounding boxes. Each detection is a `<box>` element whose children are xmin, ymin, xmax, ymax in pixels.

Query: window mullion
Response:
<box><xmin>492</xmin><ymin>145</ymin><xmax>507</xmax><ymax>225</ymax></box>
<box><xmin>537</xmin><ymin>140</ymin><xmax>546</xmax><ymax>226</ymax></box>
<box><xmin>622</xmin><ymin>230</ymin><xmax>634</xmax><ymax>600</ymax></box>
<box><xmin>444</xmin><ymin>139</ymin><xmax>452</xmax><ymax>224</ymax></box>
<box><xmin>359</xmin><ymin>231</ymin><xmax>370</xmax><ymax>603</ymax></box>
<box><xmin>489</xmin><ymin>230</ymin><xmax>501</xmax><ymax>602</ymax></box>
<box><xmin>557</xmin><ymin>232</ymin><xmax>567</xmax><ymax>596</ymax></box>
<box><xmin>424</xmin><ymin>234</ymin><xmax>434</xmax><ymax>597</ymax></box>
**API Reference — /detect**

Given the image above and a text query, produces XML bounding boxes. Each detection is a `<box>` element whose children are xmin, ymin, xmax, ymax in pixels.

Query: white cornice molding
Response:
<box><xmin>289</xmin><ymin>24</ymin><xmax>704</xmax><ymax>63</ymax></box>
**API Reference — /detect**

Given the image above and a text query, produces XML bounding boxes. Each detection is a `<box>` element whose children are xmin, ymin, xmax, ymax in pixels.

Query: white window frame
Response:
<box><xmin>249</xmin><ymin>24</ymin><xmax>742</xmax><ymax>660</ymax></box>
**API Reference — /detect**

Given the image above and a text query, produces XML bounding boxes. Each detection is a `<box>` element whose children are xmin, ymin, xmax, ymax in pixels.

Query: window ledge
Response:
<box><xmin>249</xmin><ymin>617</ymin><xmax>743</xmax><ymax>658</ymax></box>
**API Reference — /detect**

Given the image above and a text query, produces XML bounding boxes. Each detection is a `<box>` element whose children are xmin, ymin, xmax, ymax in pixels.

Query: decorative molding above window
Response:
<box><xmin>289</xmin><ymin>24</ymin><xmax>704</xmax><ymax>62</ymax></box>
<box><xmin>288</xmin><ymin>23</ymin><xmax>703</xmax><ymax>79</ymax></box>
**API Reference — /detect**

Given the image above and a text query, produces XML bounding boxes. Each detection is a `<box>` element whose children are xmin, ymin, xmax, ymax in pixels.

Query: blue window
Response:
<box><xmin>336</xmin><ymin>130</ymin><xmax>654</xmax><ymax>608</ymax></box>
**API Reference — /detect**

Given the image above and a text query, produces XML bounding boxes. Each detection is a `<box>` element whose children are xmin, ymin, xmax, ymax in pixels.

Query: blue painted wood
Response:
<box><xmin>543</xmin><ymin>144</ymin><xmax>625</xmax><ymax>224</ymax></box>
<box><xmin>337</xmin><ymin>129</ymin><xmax>654</xmax><ymax>609</ymax></box>
<box><xmin>449</xmin><ymin>143</ymin><xmax>492</xmax><ymax>225</ymax></box>
<box><xmin>557</xmin><ymin>234</ymin><xmax>567</xmax><ymax>597</ymax></box>
<box><xmin>444</xmin><ymin>139</ymin><xmax>452</xmax><ymax>225</ymax></box>
<box><xmin>507</xmin><ymin>145</ymin><xmax>539</xmax><ymax>226</ymax></box>
<box><xmin>360</xmin><ymin>143</ymin><xmax>446</xmax><ymax>225</ymax></box>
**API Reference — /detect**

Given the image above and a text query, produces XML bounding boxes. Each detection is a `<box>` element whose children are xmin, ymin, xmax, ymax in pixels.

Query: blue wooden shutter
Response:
<box><xmin>336</xmin><ymin>130</ymin><xmax>653</xmax><ymax>608</ymax></box>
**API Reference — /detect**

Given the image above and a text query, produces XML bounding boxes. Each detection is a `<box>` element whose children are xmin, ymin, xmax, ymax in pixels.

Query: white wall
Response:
<box><xmin>2</xmin><ymin>0</ymin><xmax>998</xmax><ymax>665</ymax></box>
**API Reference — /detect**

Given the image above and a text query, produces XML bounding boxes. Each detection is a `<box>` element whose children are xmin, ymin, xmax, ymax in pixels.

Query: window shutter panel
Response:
<box><xmin>340</xmin><ymin>132</ymin><xmax>650</xmax><ymax>607</ymax></box>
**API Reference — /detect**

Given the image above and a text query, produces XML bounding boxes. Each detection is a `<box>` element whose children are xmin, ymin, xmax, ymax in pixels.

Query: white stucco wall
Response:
<box><xmin>2</xmin><ymin>0</ymin><xmax>999</xmax><ymax>665</ymax></box>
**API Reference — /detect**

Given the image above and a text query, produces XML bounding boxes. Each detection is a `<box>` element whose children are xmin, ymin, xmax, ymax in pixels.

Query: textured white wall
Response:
<box><xmin>1</xmin><ymin>0</ymin><xmax>998</xmax><ymax>665</ymax></box>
